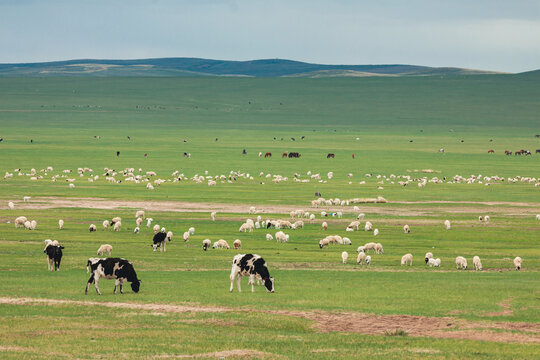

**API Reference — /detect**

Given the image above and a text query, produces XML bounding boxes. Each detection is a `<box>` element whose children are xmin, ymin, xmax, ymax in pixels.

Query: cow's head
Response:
<box><xmin>264</xmin><ymin>277</ymin><xmax>275</xmax><ymax>293</ymax></box>
<box><xmin>131</xmin><ymin>280</ymin><xmax>141</xmax><ymax>293</ymax></box>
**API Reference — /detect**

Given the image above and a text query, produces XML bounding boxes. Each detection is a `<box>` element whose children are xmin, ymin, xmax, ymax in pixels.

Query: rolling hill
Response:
<box><xmin>0</xmin><ymin>58</ymin><xmax>510</xmax><ymax>77</ymax></box>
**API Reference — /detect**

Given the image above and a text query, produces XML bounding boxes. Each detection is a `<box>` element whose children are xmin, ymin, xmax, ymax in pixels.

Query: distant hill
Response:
<box><xmin>0</xmin><ymin>58</ymin><xmax>512</xmax><ymax>77</ymax></box>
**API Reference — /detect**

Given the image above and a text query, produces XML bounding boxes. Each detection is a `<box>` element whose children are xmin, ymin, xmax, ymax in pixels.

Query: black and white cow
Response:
<box><xmin>86</xmin><ymin>258</ymin><xmax>141</xmax><ymax>295</ymax></box>
<box><xmin>152</xmin><ymin>228</ymin><xmax>168</xmax><ymax>252</ymax></box>
<box><xmin>229</xmin><ymin>254</ymin><xmax>274</xmax><ymax>293</ymax></box>
<box><xmin>44</xmin><ymin>245</ymin><xmax>64</xmax><ymax>271</ymax></box>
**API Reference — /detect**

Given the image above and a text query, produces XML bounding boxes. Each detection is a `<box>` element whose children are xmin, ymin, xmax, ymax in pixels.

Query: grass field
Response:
<box><xmin>0</xmin><ymin>76</ymin><xmax>539</xmax><ymax>359</ymax></box>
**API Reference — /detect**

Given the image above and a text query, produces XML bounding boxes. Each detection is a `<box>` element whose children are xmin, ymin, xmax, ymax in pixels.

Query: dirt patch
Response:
<box><xmin>1</xmin><ymin>297</ymin><xmax>539</xmax><ymax>343</ymax></box>
<box><xmin>153</xmin><ymin>349</ymin><xmax>280</xmax><ymax>359</ymax></box>
<box><xmin>481</xmin><ymin>297</ymin><xmax>514</xmax><ymax>317</ymax></box>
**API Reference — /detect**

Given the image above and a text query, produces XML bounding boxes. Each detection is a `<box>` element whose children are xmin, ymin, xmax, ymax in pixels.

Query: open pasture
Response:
<box><xmin>0</xmin><ymin>76</ymin><xmax>539</xmax><ymax>358</ymax></box>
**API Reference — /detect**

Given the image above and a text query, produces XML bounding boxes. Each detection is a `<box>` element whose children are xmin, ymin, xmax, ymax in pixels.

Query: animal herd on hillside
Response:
<box><xmin>9</xmin><ymin>196</ymin><xmax>534</xmax><ymax>296</ymax></box>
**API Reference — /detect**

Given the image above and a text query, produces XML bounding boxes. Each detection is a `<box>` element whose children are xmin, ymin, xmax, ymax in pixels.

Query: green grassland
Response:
<box><xmin>0</xmin><ymin>76</ymin><xmax>539</xmax><ymax>358</ymax></box>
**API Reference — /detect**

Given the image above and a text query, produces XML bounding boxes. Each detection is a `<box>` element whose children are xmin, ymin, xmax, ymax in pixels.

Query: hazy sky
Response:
<box><xmin>1</xmin><ymin>0</ymin><xmax>539</xmax><ymax>72</ymax></box>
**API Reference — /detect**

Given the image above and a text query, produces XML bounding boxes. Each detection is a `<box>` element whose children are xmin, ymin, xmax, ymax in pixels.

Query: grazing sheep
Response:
<box><xmin>478</xmin><ymin>216</ymin><xmax>483</xmax><ymax>222</ymax></box>
<box><xmin>97</xmin><ymin>244</ymin><xmax>112</xmax><ymax>256</ymax></box>
<box><xmin>364</xmin><ymin>221</ymin><xmax>373</xmax><ymax>231</ymax></box>
<box><xmin>357</xmin><ymin>213</ymin><xmax>365</xmax><ymax>220</ymax></box>
<box><xmin>473</xmin><ymin>256</ymin><xmax>483</xmax><ymax>271</ymax></box>
<box><xmin>357</xmin><ymin>251</ymin><xmax>367</xmax><ymax>265</ymax></box>
<box><xmin>133</xmin><ymin>227</ymin><xmax>140</xmax><ymax>234</ymax></box>
<box><xmin>113</xmin><ymin>221</ymin><xmax>122</xmax><ymax>232</ymax></box>
<box><xmin>275</xmin><ymin>231</ymin><xmax>288</xmax><ymax>243</ymax></box>
<box><xmin>211</xmin><ymin>211</ymin><xmax>217</xmax><ymax>221</ymax></box>
<box><xmin>320</xmin><ymin>211</ymin><xmax>327</xmax><ymax>217</ymax></box>
<box><xmin>444</xmin><ymin>220</ymin><xmax>451</xmax><ymax>230</ymax></box>
<box><xmin>425</xmin><ymin>252</ymin><xmax>433</xmax><ymax>264</ymax></box>
<box><xmin>23</xmin><ymin>196</ymin><xmax>31</xmax><ymax>202</ymax></box>
<box><xmin>69</xmin><ymin>183</ymin><xmax>75</xmax><ymax>189</ymax></box>
<box><xmin>30</xmin><ymin>220</ymin><xmax>37</xmax><ymax>230</ymax></box>
<box><xmin>213</xmin><ymin>239</ymin><xmax>230</xmax><ymax>249</ymax></box>
<box><xmin>403</xmin><ymin>224</ymin><xmax>410</xmax><ymax>233</ymax></box>
<box><xmin>189</xmin><ymin>227</ymin><xmax>195</xmax><ymax>235</ymax></box>
<box><xmin>136</xmin><ymin>217</ymin><xmax>143</xmax><ymax>227</ymax></box>
<box><xmin>89</xmin><ymin>224</ymin><xmax>97</xmax><ymax>232</ymax></box>
<box><xmin>319</xmin><ymin>238</ymin><xmax>330</xmax><ymax>249</ymax></box>
<box><xmin>135</xmin><ymin>210</ymin><xmax>145</xmax><ymax>219</ymax></box>
<box><xmin>166</xmin><ymin>231</ymin><xmax>173</xmax><ymax>241</ymax></box>
<box><xmin>336</xmin><ymin>212</ymin><xmax>343</xmax><ymax>218</ymax></box>
<box><xmin>24</xmin><ymin>220</ymin><xmax>32</xmax><ymax>230</ymax></box>
<box><xmin>536</xmin><ymin>214</ymin><xmax>540</xmax><ymax>221</ymax></box>
<box><xmin>342</xmin><ymin>251</ymin><xmax>348</xmax><ymax>264</ymax></box>
<box><xmin>428</xmin><ymin>258</ymin><xmax>441</xmax><ymax>267</ymax></box>
<box><xmin>484</xmin><ymin>216</ymin><xmax>490</xmax><ymax>222</ymax></box>
<box><xmin>375</xmin><ymin>243</ymin><xmax>383</xmax><ymax>254</ymax></box>
<box><xmin>513</xmin><ymin>257</ymin><xmax>522</xmax><ymax>270</ymax></box>
<box><xmin>456</xmin><ymin>256</ymin><xmax>467</xmax><ymax>270</ymax></box>
<box><xmin>146</xmin><ymin>218</ymin><xmax>153</xmax><ymax>227</ymax></box>
<box><xmin>401</xmin><ymin>254</ymin><xmax>413</xmax><ymax>266</ymax></box>
<box><xmin>233</xmin><ymin>239</ymin><xmax>242</xmax><ymax>249</ymax></box>
<box><xmin>249</xmin><ymin>206</ymin><xmax>257</xmax><ymax>214</ymax></box>
<box><xmin>15</xmin><ymin>216</ymin><xmax>27</xmax><ymax>228</ymax></box>
<box><xmin>357</xmin><ymin>246</ymin><xmax>365</xmax><ymax>253</ymax></box>
<box><xmin>58</xmin><ymin>219</ymin><xmax>64</xmax><ymax>230</ymax></box>
<box><xmin>112</xmin><ymin>217</ymin><xmax>122</xmax><ymax>224</ymax></box>
<box><xmin>265</xmin><ymin>233</ymin><xmax>273</xmax><ymax>241</ymax></box>
<box><xmin>102</xmin><ymin>220</ymin><xmax>110</xmax><ymax>230</ymax></box>
<box><xmin>202</xmin><ymin>239</ymin><xmax>212</xmax><ymax>251</ymax></box>
<box><xmin>8</xmin><ymin>201</ymin><xmax>14</xmax><ymax>210</ymax></box>
<box><xmin>309</xmin><ymin>214</ymin><xmax>315</xmax><ymax>221</ymax></box>
<box><xmin>239</xmin><ymin>222</ymin><xmax>254</xmax><ymax>232</ymax></box>
<box><xmin>153</xmin><ymin>224</ymin><xmax>160</xmax><ymax>234</ymax></box>
<box><xmin>322</xmin><ymin>221</ymin><xmax>328</xmax><ymax>230</ymax></box>
<box><xmin>373</xmin><ymin>228</ymin><xmax>379</xmax><ymax>236</ymax></box>
<box><xmin>343</xmin><ymin>237</ymin><xmax>352</xmax><ymax>245</ymax></box>
<box><xmin>365</xmin><ymin>255</ymin><xmax>371</xmax><ymax>265</ymax></box>
<box><xmin>363</xmin><ymin>242</ymin><xmax>377</xmax><ymax>253</ymax></box>
<box><xmin>183</xmin><ymin>231</ymin><xmax>190</xmax><ymax>242</ymax></box>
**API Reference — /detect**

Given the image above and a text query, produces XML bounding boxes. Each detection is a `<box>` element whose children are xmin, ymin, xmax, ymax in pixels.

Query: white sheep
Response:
<box><xmin>213</xmin><ymin>239</ymin><xmax>230</xmax><ymax>249</ymax></box>
<box><xmin>484</xmin><ymin>216</ymin><xmax>490</xmax><ymax>222</ymax></box>
<box><xmin>89</xmin><ymin>224</ymin><xmax>97</xmax><ymax>232</ymax></box>
<box><xmin>249</xmin><ymin>206</ymin><xmax>257</xmax><ymax>214</ymax></box>
<box><xmin>425</xmin><ymin>252</ymin><xmax>433</xmax><ymax>264</ymax></box>
<box><xmin>69</xmin><ymin>183</ymin><xmax>75</xmax><ymax>189</ymax></box>
<box><xmin>24</xmin><ymin>220</ymin><xmax>32</xmax><ymax>230</ymax></box>
<box><xmin>478</xmin><ymin>216</ymin><xmax>483</xmax><ymax>222</ymax></box>
<box><xmin>455</xmin><ymin>256</ymin><xmax>467</xmax><ymax>270</ymax></box>
<box><xmin>135</xmin><ymin>210</ymin><xmax>145</xmax><ymax>219</ymax></box>
<box><xmin>536</xmin><ymin>214</ymin><xmax>540</xmax><ymax>221</ymax></box>
<box><xmin>202</xmin><ymin>239</ymin><xmax>212</xmax><ymax>251</ymax></box>
<box><xmin>363</xmin><ymin>242</ymin><xmax>377</xmax><ymax>253</ymax></box>
<box><xmin>266</xmin><ymin>233</ymin><xmax>273</xmax><ymax>241</ymax></box>
<box><xmin>309</xmin><ymin>214</ymin><xmax>315</xmax><ymax>221</ymax></box>
<box><xmin>357</xmin><ymin>251</ymin><xmax>366</xmax><ymax>265</ymax></box>
<box><xmin>401</xmin><ymin>254</ymin><xmax>413</xmax><ymax>266</ymax></box>
<box><xmin>58</xmin><ymin>219</ymin><xmax>64</xmax><ymax>230</ymax></box>
<box><xmin>153</xmin><ymin>224</ymin><xmax>160</xmax><ymax>234</ymax></box>
<box><xmin>239</xmin><ymin>222</ymin><xmax>254</xmax><ymax>232</ymax></box>
<box><xmin>364</xmin><ymin>221</ymin><xmax>373</xmax><ymax>231</ymax></box>
<box><xmin>357</xmin><ymin>213</ymin><xmax>365</xmax><ymax>220</ymax></box>
<box><xmin>275</xmin><ymin>231</ymin><xmax>288</xmax><ymax>243</ymax></box>
<box><xmin>233</xmin><ymin>239</ymin><xmax>242</xmax><ymax>249</ymax></box>
<box><xmin>134</xmin><ymin>227</ymin><xmax>140</xmax><ymax>234</ymax></box>
<box><xmin>403</xmin><ymin>224</ymin><xmax>410</xmax><ymax>233</ymax></box>
<box><xmin>112</xmin><ymin>217</ymin><xmax>122</xmax><ymax>224</ymax></box>
<box><xmin>136</xmin><ymin>217</ymin><xmax>143</xmax><ymax>227</ymax></box>
<box><xmin>97</xmin><ymin>244</ymin><xmax>112</xmax><ymax>256</ymax></box>
<box><xmin>8</xmin><ymin>201</ymin><xmax>14</xmax><ymax>210</ymax></box>
<box><xmin>319</xmin><ymin>238</ymin><xmax>330</xmax><ymax>249</ymax></box>
<box><xmin>183</xmin><ymin>231</ymin><xmax>190</xmax><ymax>242</ymax></box>
<box><xmin>166</xmin><ymin>231</ymin><xmax>173</xmax><ymax>241</ymax></box>
<box><xmin>322</xmin><ymin>221</ymin><xmax>328</xmax><ymax>230</ymax></box>
<box><xmin>189</xmin><ymin>227</ymin><xmax>195</xmax><ymax>235</ymax></box>
<box><xmin>428</xmin><ymin>258</ymin><xmax>441</xmax><ymax>267</ymax></box>
<box><xmin>211</xmin><ymin>211</ymin><xmax>217</xmax><ymax>221</ymax></box>
<box><xmin>30</xmin><ymin>220</ymin><xmax>37</xmax><ymax>230</ymax></box>
<box><xmin>365</xmin><ymin>255</ymin><xmax>371</xmax><ymax>265</ymax></box>
<box><xmin>357</xmin><ymin>246</ymin><xmax>365</xmax><ymax>253</ymax></box>
<box><xmin>146</xmin><ymin>218</ymin><xmax>153</xmax><ymax>227</ymax></box>
<box><xmin>373</xmin><ymin>228</ymin><xmax>379</xmax><ymax>236</ymax></box>
<box><xmin>375</xmin><ymin>243</ymin><xmax>383</xmax><ymax>254</ymax></box>
<box><xmin>113</xmin><ymin>221</ymin><xmax>121</xmax><ymax>231</ymax></box>
<box><xmin>513</xmin><ymin>256</ymin><xmax>522</xmax><ymax>270</ymax></box>
<box><xmin>343</xmin><ymin>237</ymin><xmax>352</xmax><ymax>245</ymax></box>
<box><xmin>23</xmin><ymin>196</ymin><xmax>31</xmax><ymax>202</ymax></box>
<box><xmin>342</xmin><ymin>251</ymin><xmax>348</xmax><ymax>264</ymax></box>
<box><xmin>102</xmin><ymin>220</ymin><xmax>110</xmax><ymax>230</ymax></box>
<box><xmin>444</xmin><ymin>220</ymin><xmax>451</xmax><ymax>230</ymax></box>
<box><xmin>473</xmin><ymin>256</ymin><xmax>482</xmax><ymax>271</ymax></box>
<box><xmin>15</xmin><ymin>216</ymin><xmax>27</xmax><ymax>228</ymax></box>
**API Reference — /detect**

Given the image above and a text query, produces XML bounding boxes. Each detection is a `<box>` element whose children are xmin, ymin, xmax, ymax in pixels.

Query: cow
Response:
<box><xmin>229</xmin><ymin>254</ymin><xmax>274</xmax><ymax>293</ymax></box>
<box><xmin>505</xmin><ymin>150</ymin><xmax>512</xmax><ymax>155</ymax></box>
<box><xmin>264</xmin><ymin>152</ymin><xmax>272</xmax><ymax>158</ymax></box>
<box><xmin>152</xmin><ymin>228</ymin><xmax>169</xmax><ymax>252</ymax></box>
<box><xmin>282</xmin><ymin>152</ymin><xmax>288</xmax><ymax>158</ymax></box>
<box><xmin>536</xmin><ymin>150</ymin><xmax>540</xmax><ymax>154</ymax></box>
<box><xmin>116</xmin><ymin>151</ymin><xmax>120</xmax><ymax>157</ymax></box>
<box><xmin>327</xmin><ymin>153</ymin><xmax>335</xmax><ymax>158</ymax></box>
<box><xmin>242</xmin><ymin>149</ymin><xmax>247</xmax><ymax>155</ymax></box>
<box><xmin>86</xmin><ymin>258</ymin><xmax>141</xmax><ymax>295</ymax></box>
<box><xmin>488</xmin><ymin>150</ymin><xmax>494</xmax><ymax>154</ymax></box>
<box><xmin>44</xmin><ymin>245</ymin><xmax>64</xmax><ymax>271</ymax></box>
<box><xmin>288</xmin><ymin>152</ymin><xmax>301</xmax><ymax>158</ymax></box>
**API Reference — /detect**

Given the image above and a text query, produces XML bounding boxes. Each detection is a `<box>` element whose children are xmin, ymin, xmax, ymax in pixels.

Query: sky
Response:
<box><xmin>1</xmin><ymin>0</ymin><xmax>539</xmax><ymax>73</ymax></box>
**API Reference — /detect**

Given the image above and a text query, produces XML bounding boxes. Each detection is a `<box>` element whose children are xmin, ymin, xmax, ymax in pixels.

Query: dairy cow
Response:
<box><xmin>86</xmin><ymin>258</ymin><xmax>141</xmax><ymax>295</ymax></box>
<box><xmin>229</xmin><ymin>254</ymin><xmax>274</xmax><ymax>293</ymax></box>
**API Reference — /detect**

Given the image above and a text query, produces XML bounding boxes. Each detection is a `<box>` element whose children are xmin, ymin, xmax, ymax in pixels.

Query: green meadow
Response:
<box><xmin>0</xmin><ymin>76</ymin><xmax>539</xmax><ymax>358</ymax></box>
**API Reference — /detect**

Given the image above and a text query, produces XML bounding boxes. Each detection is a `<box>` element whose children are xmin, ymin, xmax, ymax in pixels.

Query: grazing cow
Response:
<box><xmin>488</xmin><ymin>149</ymin><xmax>494</xmax><ymax>154</ymax></box>
<box><xmin>282</xmin><ymin>152</ymin><xmax>288</xmax><ymax>158</ymax></box>
<box><xmin>505</xmin><ymin>150</ymin><xmax>512</xmax><ymax>155</ymax></box>
<box><xmin>152</xmin><ymin>229</ymin><xmax>169</xmax><ymax>252</ymax></box>
<box><xmin>264</xmin><ymin>152</ymin><xmax>272</xmax><ymax>158</ymax></box>
<box><xmin>288</xmin><ymin>152</ymin><xmax>301</xmax><ymax>158</ymax></box>
<box><xmin>229</xmin><ymin>254</ymin><xmax>274</xmax><ymax>293</ymax></box>
<box><xmin>536</xmin><ymin>149</ymin><xmax>540</xmax><ymax>154</ymax></box>
<box><xmin>327</xmin><ymin>153</ymin><xmax>335</xmax><ymax>158</ymax></box>
<box><xmin>44</xmin><ymin>245</ymin><xmax>64</xmax><ymax>271</ymax></box>
<box><xmin>86</xmin><ymin>258</ymin><xmax>141</xmax><ymax>295</ymax></box>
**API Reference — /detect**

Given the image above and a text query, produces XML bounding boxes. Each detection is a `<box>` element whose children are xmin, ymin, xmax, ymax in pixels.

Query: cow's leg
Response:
<box><xmin>49</xmin><ymin>258</ymin><xmax>54</xmax><ymax>271</ymax></box>
<box><xmin>250</xmin><ymin>275</ymin><xmax>255</xmax><ymax>292</ymax></box>
<box><xmin>162</xmin><ymin>241</ymin><xmax>166</xmax><ymax>252</ymax></box>
<box><xmin>229</xmin><ymin>272</ymin><xmax>236</xmax><ymax>292</ymax></box>
<box><xmin>119</xmin><ymin>280</ymin><xmax>124</xmax><ymax>294</ymax></box>
<box><xmin>236</xmin><ymin>275</ymin><xmax>242</xmax><ymax>292</ymax></box>
<box><xmin>86</xmin><ymin>274</ymin><xmax>94</xmax><ymax>295</ymax></box>
<box><xmin>46</xmin><ymin>256</ymin><xmax>50</xmax><ymax>271</ymax></box>
<box><xmin>94</xmin><ymin>274</ymin><xmax>102</xmax><ymax>295</ymax></box>
<box><xmin>114</xmin><ymin>279</ymin><xmax>122</xmax><ymax>294</ymax></box>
